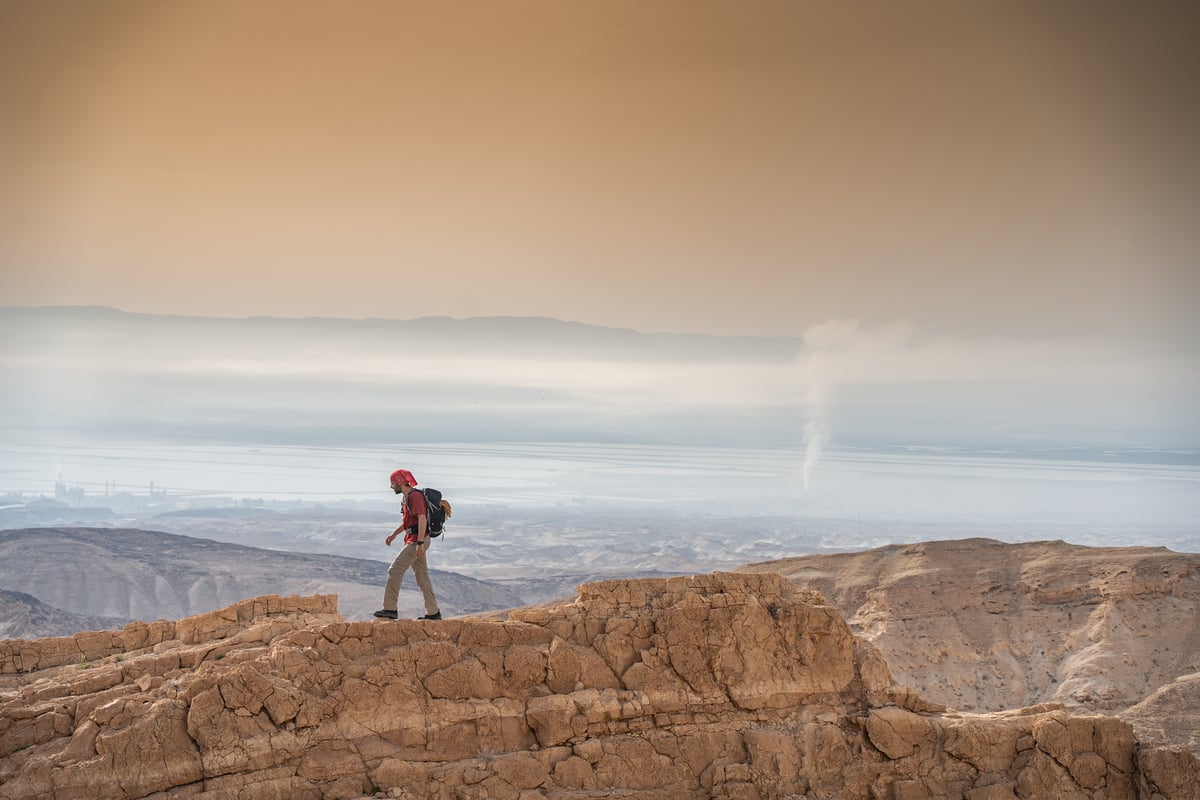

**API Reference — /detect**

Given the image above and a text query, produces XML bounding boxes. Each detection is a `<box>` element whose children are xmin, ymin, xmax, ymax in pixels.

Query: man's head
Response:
<box><xmin>389</xmin><ymin>468</ymin><xmax>418</xmax><ymax>494</ymax></box>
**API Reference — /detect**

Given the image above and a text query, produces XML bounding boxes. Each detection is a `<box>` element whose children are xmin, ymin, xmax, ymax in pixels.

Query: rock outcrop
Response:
<box><xmin>1120</xmin><ymin>673</ymin><xmax>1200</xmax><ymax>756</ymax></box>
<box><xmin>739</xmin><ymin>540</ymin><xmax>1200</xmax><ymax>726</ymax></box>
<box><xmin>0</xmin><ymin>594</ymin><xmax>341</xmax><ymax>679</ymax></box>
<box><xmin>3</xmin><ymin>573</ymin><xmax>1197</xmax><ymax>799</ymax></box>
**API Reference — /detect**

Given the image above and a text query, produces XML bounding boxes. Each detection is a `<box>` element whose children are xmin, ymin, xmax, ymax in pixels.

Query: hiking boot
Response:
<box><xmin>373</xmin><ymin>609</ymin><xmax>398</xmax><ymax>620</ymax></box>
<box><xmin>417</xmin><ymin>611</ymin><xmax>442</xmax><ymax>621</ymax></box>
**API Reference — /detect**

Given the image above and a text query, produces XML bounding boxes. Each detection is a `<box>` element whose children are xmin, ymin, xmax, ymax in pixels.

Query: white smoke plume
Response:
<box><xmin>799</xmin><ymin>319</ymin><xmax>862</xmax><ymax>492</ymax></box>
<box><xmin>801</xmin><ymin>353</ymin><xmax>829</xmax><ymax>492</ymax></box>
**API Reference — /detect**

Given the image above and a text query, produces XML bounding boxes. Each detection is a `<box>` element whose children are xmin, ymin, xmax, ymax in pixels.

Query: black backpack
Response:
<box><xmin>407</xmin><ymin>487</ymin><xmax>451</xmax><ymax>537</ymax></box>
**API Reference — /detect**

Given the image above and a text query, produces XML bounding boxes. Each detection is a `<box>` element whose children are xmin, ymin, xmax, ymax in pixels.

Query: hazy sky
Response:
<box><xmin>2</xmin><ymin>0</ymin><xmax>1198</xmax><ymax>341</ymax></box>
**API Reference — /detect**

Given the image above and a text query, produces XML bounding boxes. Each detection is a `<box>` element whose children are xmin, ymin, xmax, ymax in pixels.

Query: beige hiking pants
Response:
<box><xmin>382</xmin><ymin>542</ymin><xmax>439</xmax><ymax>615</ymax></box>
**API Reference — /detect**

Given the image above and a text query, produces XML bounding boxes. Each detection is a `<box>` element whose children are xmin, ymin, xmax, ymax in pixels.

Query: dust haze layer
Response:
<box><xmin>3</xmin><ymin>306</ymin><xmax>1194</xmax><ymax>455</ymax></box>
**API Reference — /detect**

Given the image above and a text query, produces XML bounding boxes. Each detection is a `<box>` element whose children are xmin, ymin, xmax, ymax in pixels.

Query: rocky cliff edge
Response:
<box><xmin>2</xmin><ymin>574</ymin><xmax>1198</xmax><ymax>800</ymax></box>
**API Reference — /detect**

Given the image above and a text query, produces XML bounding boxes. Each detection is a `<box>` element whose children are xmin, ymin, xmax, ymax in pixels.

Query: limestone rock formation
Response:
<box><xmin>1120</xmin><ymin>673</ymin><xmax>1200</xmax><ymax>756</ymax></box>
<box><xmin>1</xmin><ymin>575</ymin><xmax>1197</xmax><ymax>799</ymax></box>
<box><xmin>739</xmin><ymin>539</ymin><xmax>1200</xmax><ymax>751</ymax></box>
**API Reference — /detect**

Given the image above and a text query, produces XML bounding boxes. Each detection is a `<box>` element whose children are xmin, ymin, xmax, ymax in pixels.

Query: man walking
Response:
<box><xmin>374</xmin><ymin>468</ymin><xmax>442</xmax><ymax>620</ymax></box>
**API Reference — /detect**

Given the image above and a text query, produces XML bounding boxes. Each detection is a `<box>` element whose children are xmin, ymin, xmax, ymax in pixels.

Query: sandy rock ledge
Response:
<box><xmin>1</xmin><ymin>575</ymin><xmax>1197</xmax><ymax>799</ymax></box>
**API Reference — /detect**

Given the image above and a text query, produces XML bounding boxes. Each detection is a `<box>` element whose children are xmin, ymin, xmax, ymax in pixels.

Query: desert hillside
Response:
<box><xmin>0</xmin><ymin>590</ymin><xmax>128</xmax><ymax>640</ymax></box>
<box><xmin>3</xmin><ymin>577</ymin><xmax>1198</xmax><ymax>799</ymax></box>
<box><xmin>738</xmin><ymin>538</ymin><xmax>1200</xmax><ymax>754</ymax></box>
<box><xmin>0</xmin><ymin>527</ymin><xmax>523</xmax><ymax>629</ymax></box>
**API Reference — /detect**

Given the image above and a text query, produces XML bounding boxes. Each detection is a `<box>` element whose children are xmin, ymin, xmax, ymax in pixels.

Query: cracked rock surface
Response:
<box><xmin>2</xmin><ymin>574</ymin><xmax>1197</xmax><ymax>799</ymax></box>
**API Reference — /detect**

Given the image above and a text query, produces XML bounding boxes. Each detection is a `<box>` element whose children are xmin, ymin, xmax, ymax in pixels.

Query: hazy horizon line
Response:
<box><xmin>1</xmin><ymin>303</ymin><xmax>799</xmax><ymax>341</ymax></box>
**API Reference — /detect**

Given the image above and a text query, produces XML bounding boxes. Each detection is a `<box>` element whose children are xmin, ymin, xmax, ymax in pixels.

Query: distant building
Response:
<box><xmin>54</xmin><ymin>481</ymin><xmax>86</xmax><ymax>507</ymax></box>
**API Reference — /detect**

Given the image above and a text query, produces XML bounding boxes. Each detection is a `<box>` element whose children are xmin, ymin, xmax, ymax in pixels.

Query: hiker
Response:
<box><xmin>373</xmin><ymin>468</ymin><xmax>442</xmax><ymax>620</ymax></box>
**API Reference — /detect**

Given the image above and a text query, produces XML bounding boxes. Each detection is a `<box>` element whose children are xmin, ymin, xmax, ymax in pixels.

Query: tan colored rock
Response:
<box><xmin>1121</xmin><ymin>672</ymin><xmax>1200</xmax><ymax>756</ymax></box>
<box><xmin>739</xmin><ymin>539</ymin><xmax>1200</xmax><ymax>753</ymax></box>
<box><xmin>1</xmin><ymin>576</ymin><xmax>1197</xmax><ymax>800</ymax></box>
<box><xmin>866</xmin><ymin>705</ymin><xmax>937</xmax><ymax>759</ymax></box>
<box><xmin>0</xmin><ymin>593</ymin><xmax>339</xmax><ymax>678</ymax></box>
<box><xmin>1137</xmin><ymin>745</ymin><xmax>1200</xmax><ymax>800</ymax></box>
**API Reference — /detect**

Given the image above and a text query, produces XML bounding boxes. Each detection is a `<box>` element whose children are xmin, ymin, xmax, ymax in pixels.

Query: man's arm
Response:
<box><xmin>414</xmin><ymin>513</ymin><xmax>429</xmax><ymax>556</ymax></box>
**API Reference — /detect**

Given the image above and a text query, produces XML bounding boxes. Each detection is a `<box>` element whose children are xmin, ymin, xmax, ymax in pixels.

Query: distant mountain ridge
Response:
<box><xmin>0</xmin><ymin>304</ymin><xmax>802</xmax><ymax>362</ymax></box>
<box><xmin>0</xmin><ymin>527</ymin><xmax>524</xmax><ymax>634</ymax></box>
<box><xmin>0</xmin><ymin>589</ymin><xmax>129</xmax><ymax>640</ymax></box>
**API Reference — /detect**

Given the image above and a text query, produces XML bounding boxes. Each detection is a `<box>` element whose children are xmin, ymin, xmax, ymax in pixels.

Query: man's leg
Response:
<box><xmin>411</xmin><ymin>553</ymin><xmax>440</xmax><ymax>616</ymax></box>
<box><xmin>382</xmin><ymin>544</ymin><xmax>418</xmax><ymax>611</ymax></box>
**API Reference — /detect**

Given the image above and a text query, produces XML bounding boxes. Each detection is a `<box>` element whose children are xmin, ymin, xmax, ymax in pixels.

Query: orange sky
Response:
<box><xmin>1</xmin><ymin>0</ymin><xmax>1197</xmax><ymax>340</ymax></box>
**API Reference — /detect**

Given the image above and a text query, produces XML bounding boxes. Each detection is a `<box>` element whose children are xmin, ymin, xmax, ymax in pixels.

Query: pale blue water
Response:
<box><xmin>2</xmin><ymin>440</ymin><xmax>1197</xmax><ymax>552</ymax></box>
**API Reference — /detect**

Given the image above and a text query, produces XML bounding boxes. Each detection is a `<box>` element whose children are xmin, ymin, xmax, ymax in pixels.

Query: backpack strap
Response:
<box><xmin>403</xmin><ymin>488</ymin><xmax>428</xmax><ymax>533</ymax></box>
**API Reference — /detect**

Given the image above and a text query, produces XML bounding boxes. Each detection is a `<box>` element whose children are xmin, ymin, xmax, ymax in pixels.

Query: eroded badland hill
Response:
<box><xmin>2</xmin><ymin>565</ymin><xmax>1199</xmax><ymax>799</ymax></box>
<box><xmin>738</xmin><ymin>538</ymin><xmax>1200</xmax><ymax>757</ymax></box>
